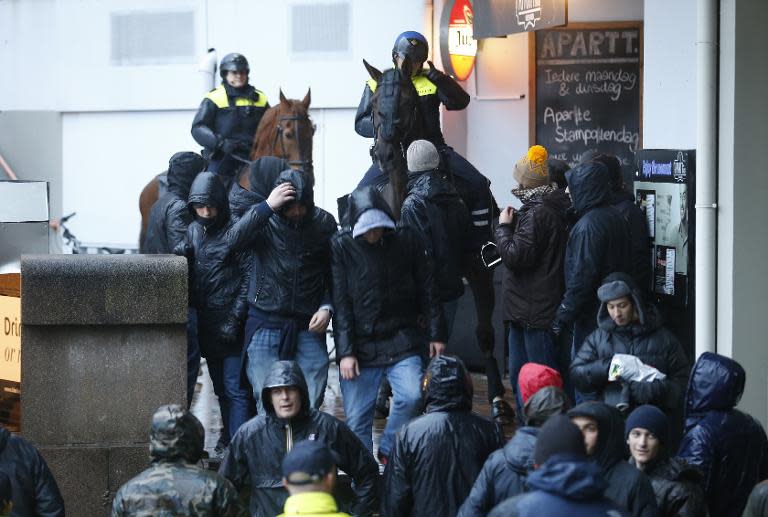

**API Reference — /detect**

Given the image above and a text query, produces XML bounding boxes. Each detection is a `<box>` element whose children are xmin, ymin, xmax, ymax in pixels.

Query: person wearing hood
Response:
<box><xmin>458</xmin><ymin>363</ymin><xmax>570</xmax><ymax>517</ymax></box>
<box><xmin>143</xmin><ymin>151</ymin><xmax>207</xmax><ymax>407</ymax></box>
<box><xmin>191</xmin><ymin>53</ymin><xmax>269</xmax><ymax>183</ymax></box>
<box><xmin>382</xmin><ymin>355</ymin><xmax>504</xmax><ymax>516</ymax></box>
<box><xmin>176</xmin><ymin>171</ymin><xmax>253</xmax><ymax>449</ymax></box>
<box><xmin>0</xmin><ymin>425</ymin><xmax>64</xmax><ymax>517</ymax></box>
<box><xmin>402</xmin><ymin>139</ymin><xmax>514</xmax><ymax>424</ymax></box>
<box><xmin>227</xmin><ymin>168</ymin><xmax>337</xmax><ymax>412</ymax></box>
<box><xmin>228</xmin><ymin>156</ymin><xmax>289</xmax><ymax>223</ymax></box>
<box><xmin>677</xmin><ymin>352</ymin><xmax>768</xmax><ymax>517</ymax></box>
<box><xmin>551</xmin><ymin>162</ymin><xmax>632</xmax><ymax>394</ymax></box>
<box><xmin>487</xmin><ymin>414</ymin><xmax>626</xmax><ymax>517</ymax></box>
<box><xmin>591</xmin><ymin>153</ymin><xmax>652</xmax><ymax>293</ymax></box>
<box><xmin>111</xmin><ymin>404</ymin><xmax>245</xmax><ymax>516</ymax></box>
<box><xmin>497</xmin><ymin>145</ymin><xmax>570</xmax><ymax>422</ymax></box>
<box><xmin>569</xmin><ymin>401</ymin><xmax>659</xmax><ymax>516</ymax></box>
<box><xmin>570</xmin><ymin>272</ymin><xmax>690</xmax><ymax>440</ymax></box>
<box><xmin>219</xmin><ymin>361</ymin><xmax>379</xmax><ymax>517</ymax></box>
<box><xmin>332</xmin><ymin>185</ymin><xmax>445</xmax><ymax>463</ymax></box>
<box><xmin>625</xmin><ymin>405</ymin><xmax>707</xmax><ymax>517</ymax></box>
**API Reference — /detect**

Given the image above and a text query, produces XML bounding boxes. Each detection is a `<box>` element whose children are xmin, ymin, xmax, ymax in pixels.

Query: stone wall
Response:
<box><xmin>21</xmin><ymin>254</ymin><xmax>187</xmax><ymax>515</ymax></box>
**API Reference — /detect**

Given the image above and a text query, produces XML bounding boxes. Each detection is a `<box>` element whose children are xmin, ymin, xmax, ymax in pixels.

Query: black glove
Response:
<box><xmin>219</xmin><ymin>138</ymin><xmax>240</xmax><ymax>155</ymax></box>
<box><xmin>426</xmin><ymin>60</ymin><xmax>446</xmax><ymax>83</ymax></box>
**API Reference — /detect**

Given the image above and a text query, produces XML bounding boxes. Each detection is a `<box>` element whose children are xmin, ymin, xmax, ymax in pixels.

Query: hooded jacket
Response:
<box><xmin>228</xmin><ymin>157</ymin><xmax>290</xmax><ymax>223</ymax></box>
<box><xmin>742</xmin><ymin>480</ymin><xmax>768</xmax><ymax>517</ymax></box>
<box><xmin>487</xmin><ymin>454</ymin><xmax>627</xmax><ymax>517</ymax></box>
<box><xmin>112</xmin><ymin>405</ymin><xmax>246</xmax><ymax>516</ymax></box>
<box><xmin>568</xmin><ymin>402</ymin><xmax>659</xmax><ymax>516</ymax></box>
<box><xmin>219</xmin><ymin>361</ymin><xmax>379</xmax><ymax>517</ymax></box>
<box><xmin>400</xmin><ymin>170</ymin><xmax>470</xmax><ymax>302</ymax></box>
<box><xmin>556</xmin><ymin>163</ymin><xmax>632</xmax><ymax>327</ymax></box>
<box><xmin>383</xmin><ymin>356</ymin><xmax>504</xmax><ymax>517</ymax></box>
<box><xmin>0</xmin><ymin>427</ymin><xmax>64</xmax><ymax>517</ymax></box>
<box><xmin>458</xmin><ymin>365</ymin><xmax>569</xmax><ymax>517</ymax></box>
<box><xmin>677</xmin><ymin>352</ymin><xmax>768</xmax><ymax>517</ymax></box>
<box><xmin>143</xmin><ymin>152</ymin><xmax>206</xmax><ymax>254</ymax></box>
<box><xmin>609</xmin><ymin>189</ymin><xmax>652</xmax><ymax>293</ymax></box>
<box><xmin>227</xmin><ymin>169</ymin><xmax>337</xmax><ymax>319</ymax></box>
<box><xmin>331</xmin><ymin>187</ymin><xmax>445</xmax><ymax>367</ymax></box>
<box><xmin>496</xmin><ymin>186</ymin><xmax>570</xmax><ymax>328</ymax></box>
<box><xmin>176</xmin><ymin>172</ymin><xmax>251</xmax><ymax>356</ymax></box>
<box><xmin>628</xmin><ymin>456</ymin><xmax>707</xmax><ymax>517</ymax></box>
<box><xmin>354</xmin><ymin>69</ymin><xmax>470</xmax><ymax>148</ymax></box>
<box><xmin>570</xmin><ymin>273</ymin><xmax>690</xmax><ymax>439</ymax></box>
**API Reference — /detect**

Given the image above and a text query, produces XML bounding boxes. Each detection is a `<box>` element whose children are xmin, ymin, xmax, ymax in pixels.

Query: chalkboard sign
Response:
<box><xmin>530</xmin><ymin>22</ymin><xmax>643</xmax><ymax>182</ymax></box>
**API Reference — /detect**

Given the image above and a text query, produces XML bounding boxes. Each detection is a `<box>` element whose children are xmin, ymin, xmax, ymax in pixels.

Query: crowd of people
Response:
<box><xmin>3</xmin><ymin>31</ymin><xmax>768</xmax><ymax>517</ymax></box>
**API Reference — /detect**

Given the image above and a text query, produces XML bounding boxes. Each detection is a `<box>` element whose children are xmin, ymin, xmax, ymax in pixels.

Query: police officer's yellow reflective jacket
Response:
<box><xmin>354</xmin><ymin>69</ymin><xmax>469</xmax><ymax>147</ymax></box>
<box><xmin>191</xmin><ymin>82</ymin><xmax>269</xmax><ymax>157</ymax></box>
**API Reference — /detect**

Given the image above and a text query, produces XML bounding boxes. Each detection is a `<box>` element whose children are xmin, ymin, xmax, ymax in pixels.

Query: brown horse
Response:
<box><xmin>137</xmin><ymin>89</ymin><xmax>314</xmax><ymax>249</ymax></box>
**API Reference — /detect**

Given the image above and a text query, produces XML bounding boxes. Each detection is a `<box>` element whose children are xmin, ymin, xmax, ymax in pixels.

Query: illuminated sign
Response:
<box><xmin>0</xmin><ymin>296</ymin><xmax>20</xmax><ymax>384</ymax></box>
<box><xmin>440</xmin><ymin>0</ymin><xmax>478</xmax><ymax>81</ymax></box>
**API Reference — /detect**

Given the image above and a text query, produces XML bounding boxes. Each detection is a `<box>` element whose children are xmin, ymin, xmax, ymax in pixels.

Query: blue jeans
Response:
<box><xmin>186</xmin><ymin>308</ymin><xmax>201</xmax><ymax>408</ymax></box>
<box><xmin>207</xmin><ymin>355</ymin><xmax>252</xmax><ymax>444</ymax></box>
<box><xmin>340</xmin><ymin>354</ymin><xmax>424</xmax><ymax>457</ymax></box>
<box><xmin>245</xmin><ymin>327</ymin><xmax>329</xmax><ymax>413</ymax></box>
<box><xmin>508</xmin><ymin>323</ymin><xmax>560</xmax><ymax>422</ymax></box>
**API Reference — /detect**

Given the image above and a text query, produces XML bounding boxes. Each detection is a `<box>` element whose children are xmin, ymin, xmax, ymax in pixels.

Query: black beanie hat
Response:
<box><xmin>534</xmin><ymin>414</ymin><xmax>587</xmax><ymax>466</ymax></box>
<box><xmin>625</xmin><ymin>405</ymin><xmax>669</xmax><ymax>446</ymax></box>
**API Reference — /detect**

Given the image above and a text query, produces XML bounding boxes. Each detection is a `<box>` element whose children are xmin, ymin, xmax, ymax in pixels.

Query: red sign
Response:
<box><xmin>440</xmin><ymin>0</ymin><xmax>478</xmax><ymax>81</ymax></box>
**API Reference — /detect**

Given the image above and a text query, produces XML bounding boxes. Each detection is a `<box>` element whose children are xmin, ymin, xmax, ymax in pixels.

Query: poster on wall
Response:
<box><xmin>473</xmin><ymin>0</ymin><xmax>567</xmax><ymax>38</ymax></box>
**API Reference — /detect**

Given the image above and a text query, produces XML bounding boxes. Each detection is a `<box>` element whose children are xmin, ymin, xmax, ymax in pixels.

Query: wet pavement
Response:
<box><xmin>191</xmin><ymin>352</ymin><xmax>515</xmax><ymax>460</ymax></box>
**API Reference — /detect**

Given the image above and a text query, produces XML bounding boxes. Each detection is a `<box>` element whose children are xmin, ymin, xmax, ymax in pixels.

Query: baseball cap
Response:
<box><xmin>282</xmin><ymin>440</ymin><xmax>341</xmax><ymax>485</ymax></box>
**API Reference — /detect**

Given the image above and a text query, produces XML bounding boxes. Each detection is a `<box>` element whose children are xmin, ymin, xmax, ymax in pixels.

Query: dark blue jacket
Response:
<box><xmin>457</xmin><ymin>427</ymin><xmax>537</xmax><ymax>517</ymax></box>
<box><xmin>555</xmin><ymin>163</ymin><xmax>632</xmax><ymax>327</ymax></box>
<box><xmin>677</xmin><ymin>352</ymin><xmax>768</xmax><ymax>517</ymax></box>
<box><xmin>488</xmin><ymin>455</ymin><xmax>627</xmax><ymax>517</ymax></box>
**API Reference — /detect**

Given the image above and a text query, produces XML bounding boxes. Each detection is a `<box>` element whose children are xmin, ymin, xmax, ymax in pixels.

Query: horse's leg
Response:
<box><xmin>138</xmin><ymin>177</ymin><xmax>159</xmax><ymax>252</ymax></box>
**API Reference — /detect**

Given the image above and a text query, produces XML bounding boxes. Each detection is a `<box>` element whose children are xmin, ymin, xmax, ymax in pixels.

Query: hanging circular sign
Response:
<box><xmin>439</xmin><ymin>0</ymin><xmax>478</xmax><ymax>81</ymax></box>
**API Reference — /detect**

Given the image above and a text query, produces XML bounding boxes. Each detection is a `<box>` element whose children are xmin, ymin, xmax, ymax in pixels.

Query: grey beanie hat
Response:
<box><xmin>352</xmin><ymin>208</ymin><xmax>395</xmax><ymax>238</ymax></box>
<box><xmin>597</xmin><ymin>279</ymin><xmax>633</xmax><ymax>303</ymax></box>
<box><xmin>407</xmin><ymin>139</ymin><xmax>440</xmax><ymax>173</ymax></box>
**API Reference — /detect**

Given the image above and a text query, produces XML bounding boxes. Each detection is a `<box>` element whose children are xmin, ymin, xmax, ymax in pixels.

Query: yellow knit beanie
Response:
<box><xmin>514</xmin><ymin>145</ymin><xmax>550</xmax><ymax>189</ymax></box>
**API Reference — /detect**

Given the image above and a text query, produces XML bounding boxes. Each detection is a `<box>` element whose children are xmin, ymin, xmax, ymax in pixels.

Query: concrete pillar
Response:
<box><xmin>21</xmin><ymin>254</ymin><xmax>188</xmax><ymax>515</ymax></box>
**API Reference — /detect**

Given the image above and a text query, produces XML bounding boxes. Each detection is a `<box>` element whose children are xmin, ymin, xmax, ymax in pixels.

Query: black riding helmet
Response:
<box><xmin>219</xmin><ymin>53</ymin><xmax>249</xmax><ymax>79</ymax></box>
<box><xmin>392</xmin><ymin>31</ymin><xmax>429</xmax><ymax>65</ymax></box>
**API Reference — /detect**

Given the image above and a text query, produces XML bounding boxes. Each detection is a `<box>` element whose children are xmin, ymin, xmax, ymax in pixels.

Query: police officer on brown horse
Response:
<box><xmin>191</xmin><ymin>53</ymin><xmax>269</xmax><ymax>186</ymax></box>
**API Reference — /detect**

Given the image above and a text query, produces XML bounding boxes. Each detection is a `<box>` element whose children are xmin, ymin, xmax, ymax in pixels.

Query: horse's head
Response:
<box><xmin>364</xmin><ymin>58</ymin><xmax>422</xmax><ymax>180</ymax></box>
<box><xmin>249</xmin><ymin>88</ymin><xmax>315</xmax><ymax>183</ymax></box>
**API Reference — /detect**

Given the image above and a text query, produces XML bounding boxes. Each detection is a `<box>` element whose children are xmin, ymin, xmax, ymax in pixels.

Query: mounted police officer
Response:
<box><xmin>191</xmin><ymin>53</ymin><xmax>269</xmax><ymax>186</ymax></box>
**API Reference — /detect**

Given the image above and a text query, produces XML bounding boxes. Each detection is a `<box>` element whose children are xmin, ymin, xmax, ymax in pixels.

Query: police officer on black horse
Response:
<box><xmin>192</xmin><ymin>53</ymin><xmax>269</xmax><ymax>188</ymax></box>
<box><xmin>354</xmin><ymin>31</ymin><xmax>513</xmax><ymax>423</ymax></box>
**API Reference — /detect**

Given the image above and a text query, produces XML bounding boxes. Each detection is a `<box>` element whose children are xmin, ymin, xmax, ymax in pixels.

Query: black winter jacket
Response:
<box><xmin>568</xmin><ymin>402</ymin><xmax>659</xmax><ymax>517</ymax></box>
<box><xmin>742</xmin><ymin>480</ymin><xmax>768</xmax><ymax>517</ymax></box>
<box><xmin>176</xmin><ymin>172</ymin><xmax>251</xmax><ymax>357</ymax></box>
<box><xmin>496</xmin><ymin>187</ymin><xmax>570</xmax><ymax>328</ymax></box>
<box><xmin>191</xmin><ymin>82</ymin><xmax>269</xmax><ymax>159</ymax></box>
<box><xmin>331</xmin><ymin>187</ymin><xmax>444</xmax><ymax>367</ymax></box>
<box><xmin>227</xmin><ymin>157</ymin><xmax>289</xmax><ymax>222</ymax></box>
<box><xmin>0</xmin><ymin>427</ymin><xmax>64</xmax><ymax>517</ymax></box>
<box><xmin>400</xmin><ymin>171</ymin><xmax>470</xmax><ymax>302</ymax></box>
<box><xmin>383</xmin><ymin>356</ymin><xmax>504</xmax><ymax>517</ymax></box>
<box><xmin>227</xmin><ymin>170</ymin><xmax>337</xmax><ymax>318</ymax></box>
<box><xmin>143</xmin><ymin>152</ymin><xmax>206</xmax><ymax>254</ymax></box>
<box><xmin>570</xmin><ymin>273</ymin><xmax>690</xmax><ymax>438</ymax></box>
<box><xmin>677</xmin><ymin>352</ymin><xmax>768</xmax><ymax>517</ymax></box>
<box><xmin>628</xmin><ymin>457</ymin><xmax>707</xmax><ymax>517</ymax></box>
<box><xmin>556</xmin><ymin>163</ymin><xmax>632</xmax><ymax>327</ymax></box>
<box><xmin>610</xmin><ymin>189</ymin><xmax>652</xmax><ymax>293</ymax></box>
<box><xmin>219</xmin><ymin>361</ymin><xmax>379</xmax><ymax>517</ymax></box>
<box><xmin>355</xmin><ymin>70</ymin><xmax>470</xmax><ymax>148</ymax></box>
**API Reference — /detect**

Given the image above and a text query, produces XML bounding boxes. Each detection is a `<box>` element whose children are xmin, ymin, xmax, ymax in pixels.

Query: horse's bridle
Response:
<box><xmin>371</xmin><ymin>69</ymin><xmax>421</xmax><ymax>168</ymax></box>
<box><xmin>272</xmin><ymin>113</ymin><xmax>314</xmax><ymax>171</ymax></box>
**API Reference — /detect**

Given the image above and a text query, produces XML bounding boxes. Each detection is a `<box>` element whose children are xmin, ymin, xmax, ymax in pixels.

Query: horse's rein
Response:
<box><xmin>272</xmin><ymin>113</ymin><xmax>313</xmax><ymax>171</ymax></box>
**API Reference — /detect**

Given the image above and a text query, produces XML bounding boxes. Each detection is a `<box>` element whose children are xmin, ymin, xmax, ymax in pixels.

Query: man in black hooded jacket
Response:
<box><xmin>0</xmin><ymin>425</ymin><xmax>64</xmax><ymax>516</ymax></box>
<box><xmin>382</xmin><ymin>355</ymin><xmax>503</xmax><ymax>516</ymax></box>
<box><xmin>219</xmin><ymin>360</ymin><xmax>379</xmax><ymax>517</ymax></box>
<box><xmin>568</xmin><ymin>401</ymin><xmax>659</xmax><ymax>516</ymax></box>
<box><xmin>551</xmin><ymin>162</ymin><xmax>632</xmax><ymax>400</ymax></box>
<box><xmin>176</xmin><ymin>171</ymin><xmax>253</xmax><ymax>447</ymax></box>
<box><xmin>332</xmin><ymin>185</ymin><xmax>445</xmax><ymax>462</ymax></box>
<box><xmin>227</xmin><ymin>168</ymin><xmax>337</xmax><ymax>412</ymax></box>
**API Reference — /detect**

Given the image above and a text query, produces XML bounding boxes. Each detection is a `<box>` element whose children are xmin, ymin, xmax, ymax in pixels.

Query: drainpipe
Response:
<box><xmin>695</xmin><ymin>0</ymin><xmax>718</xmax><ymax>358</ymax></box>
